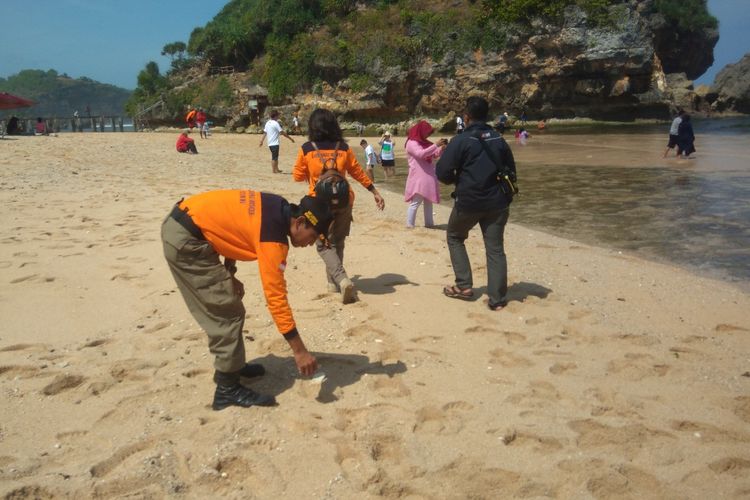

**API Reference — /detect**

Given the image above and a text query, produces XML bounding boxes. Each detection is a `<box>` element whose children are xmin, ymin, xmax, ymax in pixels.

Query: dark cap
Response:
<box><xmin>297</xmin><ymin>195</ymin><xmax>333</xmax><ymax>236</ymax></box>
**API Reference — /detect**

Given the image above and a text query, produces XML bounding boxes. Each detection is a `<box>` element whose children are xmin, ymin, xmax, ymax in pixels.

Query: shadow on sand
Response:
<box><xmin>351</xmin><ymin>273</ymin><xmax>417</xmax><ymax>295</ymax></box>
<box><xmin>246</xmin><ymin>352</ymin><xmax>407</xmax><ymax>403</ymax></box>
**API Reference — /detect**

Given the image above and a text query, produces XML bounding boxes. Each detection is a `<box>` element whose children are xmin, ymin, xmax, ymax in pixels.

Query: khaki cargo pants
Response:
<box><xmin>161</xmin><ymin>215</ymin><xmax>246</xmax><ymax>373</ymax></box>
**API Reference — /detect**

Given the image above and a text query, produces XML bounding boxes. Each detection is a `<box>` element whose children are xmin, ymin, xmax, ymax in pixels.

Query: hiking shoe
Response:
<box><xmin>340</xmin><ymin>278</ymin><xmax>356</xmax><ymax>304</ymax></box>
<box><xmin>212</xmin><ymin>384</ymin><xmax>276</xmax><ymax>411</ymax></box>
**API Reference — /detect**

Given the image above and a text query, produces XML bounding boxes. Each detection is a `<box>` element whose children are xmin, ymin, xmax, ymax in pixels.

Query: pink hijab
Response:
<box><xmin>407</xmin><ymin>120</ymin><xmax>434</xmax><ymax>148</ymax></box>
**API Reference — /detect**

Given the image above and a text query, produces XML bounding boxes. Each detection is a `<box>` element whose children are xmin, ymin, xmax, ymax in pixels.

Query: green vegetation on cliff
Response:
<box><xmin>0</xmin><ymin>69</ymin><xmax>131</xmax><ymax>117</ymax></box>
<box><xmin>128</xmin><ymin>0</ymin><xmax>717</xmax><ymax>112</ymax></box>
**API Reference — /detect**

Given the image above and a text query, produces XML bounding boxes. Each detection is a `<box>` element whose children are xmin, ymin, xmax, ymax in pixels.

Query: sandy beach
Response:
<box><xmin>1</xmin><ymin>131</ymin><xmax>749</xmax><ymax>499</ymax></box>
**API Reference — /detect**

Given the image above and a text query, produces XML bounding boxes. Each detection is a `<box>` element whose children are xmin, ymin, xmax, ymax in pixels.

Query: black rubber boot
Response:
<box><xmin>212</xmin><ymin>383</ymin><xmax>277</xmax><ymax>411</ymax></box>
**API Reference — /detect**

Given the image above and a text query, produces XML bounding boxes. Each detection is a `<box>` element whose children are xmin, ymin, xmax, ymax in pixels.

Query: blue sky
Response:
<box><xmin>0</xmin><ymin>0</ymin><xmax>747</xmax><ymax>89</ymax></box>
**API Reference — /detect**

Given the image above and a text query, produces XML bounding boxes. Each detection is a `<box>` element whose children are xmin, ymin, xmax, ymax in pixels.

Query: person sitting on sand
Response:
<box><xmin>293</xmin><ymin>108</ymin><xmax>385</xmax><ymax>304</ymax></box>
<box><xmin>34</xmin><ymin>117</ymin><xmax>49</xmax><ymax>136</ymax></box>
<box><xmin>176</xmin><ymin>130</ymin><xmax>198</xmax><ymax>154</ymax></box>
<box><xmin>161</xmin><ymin>191</ymin><xmax>333</xmax><ymax>410</ymax></box>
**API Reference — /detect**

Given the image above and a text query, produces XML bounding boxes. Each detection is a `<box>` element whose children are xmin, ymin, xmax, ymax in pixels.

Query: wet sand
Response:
<box><xmin>1</xmin><ymin>132</ymin><xmax>749</xmax><ymax>498</ymax></box>
<box><xmin>380</xmin><ymin>128</ymin><xmax>750</xmax><ymax>288</ymax></box>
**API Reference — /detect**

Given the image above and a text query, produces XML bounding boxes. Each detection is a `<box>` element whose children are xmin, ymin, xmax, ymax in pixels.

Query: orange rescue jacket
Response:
<box><xmin>179</xmin><ymin>190</ymin><xmax>297</xmax><ymax>336</ymax></box>
<box><xmin>292</xmin><ymin>141</ymin><xmax>374</xmax><ymax>205</ymax></box>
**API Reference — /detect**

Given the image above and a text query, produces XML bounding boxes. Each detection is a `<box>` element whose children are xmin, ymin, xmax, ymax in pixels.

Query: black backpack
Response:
<box><xmin>312</xmin><ymin>142</ymin><xmax>350</xmax><ymax>211</ymax></box>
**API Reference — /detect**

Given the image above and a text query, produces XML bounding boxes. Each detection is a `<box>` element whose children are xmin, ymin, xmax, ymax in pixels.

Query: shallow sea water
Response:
<box><xmin>380</xmin><ymin>118</ymin><xmax>750</xmax><ymax>288</ymax></box>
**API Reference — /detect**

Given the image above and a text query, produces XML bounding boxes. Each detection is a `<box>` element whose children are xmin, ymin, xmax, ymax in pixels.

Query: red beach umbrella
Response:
<box><xmin>0</xmin><ymin>92</ymin><xmax>35</xmax><ymax>110</ymax></box>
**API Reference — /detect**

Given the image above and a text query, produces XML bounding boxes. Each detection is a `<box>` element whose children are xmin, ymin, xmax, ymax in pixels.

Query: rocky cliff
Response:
<box><xmin>273</xmin><ymin>0</ymin><xmax>718</xmax><ymax>125</ymax></box>
<box><xmin>146</xmin><ymin>0</ymin><xmax>721</xmax><ymax>128</ymax></box>
<box><xmin>707</xmin><ymin>53</ymin><xmax>750</xmax><ymax>114</ymax></box>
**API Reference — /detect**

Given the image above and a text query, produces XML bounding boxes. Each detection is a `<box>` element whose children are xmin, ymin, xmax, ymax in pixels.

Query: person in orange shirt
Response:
<box><xmin>293</xmin><ymin>108</ymin><xmax>385</xmax><ymax>304</ymax></box>
<box><xmin>186</xmin><ymin>108</ymin><xmax>197</xmax><ymax>130</ymax></box>
<box><xmin>161</xmin><ymin>190</ymin><xmax>333</xmax><ymax>410</ymax></box>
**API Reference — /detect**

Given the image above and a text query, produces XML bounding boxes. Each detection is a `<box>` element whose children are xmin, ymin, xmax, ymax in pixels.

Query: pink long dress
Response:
<box><xmin>404</xmin><ymin>140</ymin><xmax>442</xmax><ymax>204</ymax></box>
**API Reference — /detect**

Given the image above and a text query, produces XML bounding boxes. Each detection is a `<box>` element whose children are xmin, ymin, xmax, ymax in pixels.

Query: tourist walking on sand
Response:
<box><xmin>663</xmin><ymin>109</ymin><xmax>685</xmax><ymax>158</ymax></box>
<box><xmin>186</xmin><ymin>107</ymin><xmax>197</xmax><ymax>131</ymax></box>
<box><xmin>436</xmin><ymin>96</ymin><xmax>517</xmax><ymax>311</ymax></box>
<box><xmin>379</xmin><ymin>131</ymin><xmax>396</xmax><ymax>179</ymax></box>
<box><xmin>404</xmin><ymin>120</ymin><xmax>447</xmax><ymax>228</ymax></box>
<box><xmin>196</xmin><ymin>108</ymin><xmax>207</xmax><ymax>139</ymax></box>
<box><xmin>259</xmin><ymin>110</ymin><xmax>295</xmax><ymax>174</ymax></box>
<box><xmin>162</xmin><ymin>190</ymin><xmax>333</xmax><ymax>409</ymax></box>
<box><xmin>176</xmin><ymin>130</ymin><xmax>198</xmax><ymax>154</ymax></box>
<box><xmin>677</xmin><ymin>113</ymin><xmax>696</xmax><ymax>158</ymax></box>
<box><xmin>293</xmin><ymin>108</ymin><xmax>385</xmax><ymax>304</ymax></box>
<box><xmin>360</xmin><ymin>139</ymin><xmax>380</xmax><ymax>182</ymax></box>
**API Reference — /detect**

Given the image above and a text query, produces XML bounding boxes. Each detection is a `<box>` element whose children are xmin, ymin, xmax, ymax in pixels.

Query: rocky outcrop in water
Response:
<box><xmin>707</xmin><ymin>53</ymin><xmax>750</xmax><ymax>114</ymax></box>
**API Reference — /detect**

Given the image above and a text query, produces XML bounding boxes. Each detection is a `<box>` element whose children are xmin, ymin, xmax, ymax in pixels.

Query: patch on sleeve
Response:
<box><xmin>279</xmin><ymin>260</ymin><xmax>287</xmax><ymax>272</ymax></box>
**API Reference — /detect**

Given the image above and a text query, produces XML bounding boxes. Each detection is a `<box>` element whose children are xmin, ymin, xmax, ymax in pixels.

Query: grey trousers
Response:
<box><xmin>316</xmin><ymin>204</ymin><xmax>353</xmax><ymax>287</ymax></box>
<box><xmin>446</xmin><ymin>206</ymin><xmax>510</xmax><ymax>306</ymax></box>
<box><xmin>161</xmin><ymin>216</ymin><xmax>246</xmax><ymax>373</ymax></box>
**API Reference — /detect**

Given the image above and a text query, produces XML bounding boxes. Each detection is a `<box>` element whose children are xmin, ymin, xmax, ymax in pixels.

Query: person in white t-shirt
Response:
<box><xmin>378</xmin><ymin>131</ymin><xmax>396</xmax><ymax>180</ymax></box>
<box><xmin>360</xmin><ymin>139</ymin><xmax>380</xmax><ymax>181</ymax></box>
<box><xmin>663</xmin><ymin>109</ymin><xmax>684</xmax><ymax>158</ymax></box>
<box><xmin>455</xmin><ymin>115</ymin><xmax>465</xmax><ymax>134</ymax></box>
<box><xmin>259</xmin><ymin>110</ymin><xmax>295</xmax><ymax>173</ymax></box>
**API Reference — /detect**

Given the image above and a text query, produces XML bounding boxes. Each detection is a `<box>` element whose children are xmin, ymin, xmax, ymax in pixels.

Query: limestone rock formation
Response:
<box><xmin>709</xmin><ymin>53</ymin><xmax>750</xmax><ymax>114</ymax></box>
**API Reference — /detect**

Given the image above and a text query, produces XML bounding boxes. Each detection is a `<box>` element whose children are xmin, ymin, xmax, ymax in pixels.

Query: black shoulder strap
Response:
<box><xmin>473</xmin><ymin>130</ymin><xmax>507</xmax><ymax>176</ymax></box>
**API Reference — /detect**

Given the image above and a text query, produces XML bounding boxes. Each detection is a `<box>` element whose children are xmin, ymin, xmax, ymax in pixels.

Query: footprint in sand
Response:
<box><xmin>413</xmin><ymin>401</ymin><xmax>474</xmax><ymax>435</ymax></box>
<box><xmin>489</xmin><ymin>347</ymin><xmax>533</xmax><ymax>368</ymax></box>
<box><xmin>505</xmin><ymin>380</ymin><xmax>561</xmax><ymax>408</ymax></box>
<box><xmin>42</xmin><ymin>374</ymin><xmax>86</xmax><ymax>395</ymax></box>
<box><xmin>606</xmin><ymin>352</ymin><xmax>670</xmax><ymax>380</ymax></box>
<box><xmin>586</xmin><ymin>465</ymin><xmax>677</xmax><ymax>499</ymax></box>
<box><xmin>89</xmin><ymin>438</ymin><xmax>157</xmax><ymax>478</ymax></box>
<box><xmin>669</xmin><ymin>420</ymin><xmax>750</xmax><ymax>443</ymax></box>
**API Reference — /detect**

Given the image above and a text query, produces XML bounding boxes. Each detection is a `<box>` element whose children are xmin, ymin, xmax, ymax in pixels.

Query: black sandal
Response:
<box><xmin>443</xmin><ymin>285</ymin><xmax>474</xmax><ymax>300</ymax></box>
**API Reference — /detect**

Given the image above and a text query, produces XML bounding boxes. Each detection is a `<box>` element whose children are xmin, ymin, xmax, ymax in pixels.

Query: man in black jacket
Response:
<box><xmin>436</xmin><ymin>96</ymin><xmax>516</xmax><ymax>311</ymax></box>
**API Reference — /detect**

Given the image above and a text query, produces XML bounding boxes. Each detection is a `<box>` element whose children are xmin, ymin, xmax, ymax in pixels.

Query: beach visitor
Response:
<box><xmin>259</xmin><ymin>110</ymin><xmax>295</xmax><ymax>174</ymax></box>
<box><xmin>436</xmin><ymin>96</ymin><xmax>517</xmax><ymax>311</ymax></box>
<box><xmin>537</xmin><ymin>118</ymin><xmax>546</xmax><ymax>130</ymax></box>
<box><xmin>292</xmin><ymin>111</ymin><xmax>301</xmax><ymax>135</ymax></box>
<box><xmin>520</xmin><ymin>109</ymin><xmax>528</xmax><ymax>125</ymax></box>
<box><xmin>196</xmin><ymin>108</ymin><xmax>207</xmax><ymax>139</ymax></box>
<box><xmin>404</xmin><ymin>120</ymin><xmax>447</xmax><ymax>228</ymax></box>
<box><xmin>496</xmin><ymin>111</ymin><xmax>509</xmax><ymax>133</ymax></box>
<box><xmin>515</xmin><ymin>128</ymin><xmax>530</xmax><ymax>145</ymax></box>
<box><xmin>186</xmin><ymin>107</ymin><xmax>197</xmax><ymax>131</ymax></box>
<box><xmin>663</xmin><ymin>109</ymin><xmax>685</xmax><ymax>158</ymax></box>
<box><xmin>162</xmin><ymin>191</ymin><xmax>333</xmax><ymax>410</ymax></box>
<box><xmin>34</xmin><ymin>117</ymin><xmax>49</xmax><ymax>136</ymax></box>
<box><xmin>176</xmin><ymin>130</ymin><xmax>198</xmax><ymax>154</ymax></box>
<box><xmin>677</xmin><ymin>113</ymin><xmax>696</xmax><ymax>158</ymax></box>
<box><xmin>378</xmin><ymin>131</ymin><xmax>396</xmax><ymax>179</ymax></box>
<box><xmin>456</xmin><ymin>114</ymin><xmax>465</xmax><ymax>134</ymax></box>
<box><xmin>360</xmin><ymin>139</ymin><xmax>380</xmax><ymax>182</ymax></box>
<box><xmin>293</xmin><ymin>108</ymin><xmax>385</xmax><ymax>304</ymax></box>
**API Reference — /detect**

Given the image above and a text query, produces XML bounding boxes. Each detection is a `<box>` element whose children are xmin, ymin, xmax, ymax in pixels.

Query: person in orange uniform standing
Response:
<box><xmin>293</xmin><ymin>108</ymin><xmax>385</xmax><ymax>304</ymax></box>
<box><xmin>162</xmin><ymin>190</ymin><xmax>333</xmax><ymax>410</ymax></box>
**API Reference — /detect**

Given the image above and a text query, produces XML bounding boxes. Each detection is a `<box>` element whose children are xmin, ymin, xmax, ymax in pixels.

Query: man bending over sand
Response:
<box><xmin>162</xmin><ymin>190</ymin><xmax>333</xmax><ymax>410</ymax></box>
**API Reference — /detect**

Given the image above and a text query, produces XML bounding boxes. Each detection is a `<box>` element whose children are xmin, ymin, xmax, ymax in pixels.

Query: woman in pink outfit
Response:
<box><xmin>404</xmin><ymin>121</ymin><xmax>447</xmax><ymax>228</ymax></box>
